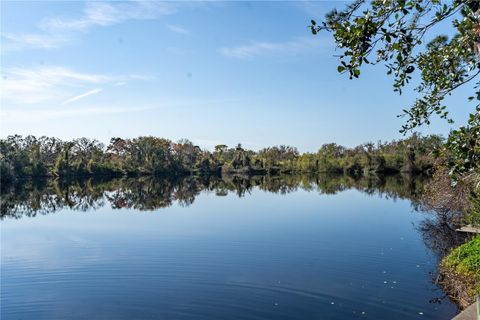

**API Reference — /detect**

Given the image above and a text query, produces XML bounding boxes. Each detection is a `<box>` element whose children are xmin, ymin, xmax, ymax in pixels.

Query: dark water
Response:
<box><xmin>1</xmin><ymin>175</ymin><xmax>460</xmax><ymax>319</ymax></box>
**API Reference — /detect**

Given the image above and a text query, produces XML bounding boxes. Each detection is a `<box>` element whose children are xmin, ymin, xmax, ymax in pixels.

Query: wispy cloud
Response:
<box><xmin>2</xmin><ymin>1</ymin><xmax>176</xmax><ymax>52</ymax></box>
<box><xmin>0</xmin><ymin>65</ymin><xmax>149</xmax><ymax>104</ymax></box>
<box><xmin>1</xmin><ymin>33</ymin><xmax>69</xmax><ymax>51</ymax></box>
<box><xmin>219</xmin><ymin>37</ymin><xmax>327</xmax><ymax>59</ymax></box>
<box><xmin>1</xmin><ymin>65</ymin><xmax>110</xmax><ymax>104</ymax></box>
<box><xmin>126</xmin><ymin>74</ymin><xmax>156</xmax><ymax>81</ymax></box>
<box><xmin>62</xmin><ymin>88</ymin><xmax>103</xmax><ymax>105</ymax></box>
<box><xmin>166</xmin><ymin>24</ymin><xmax>190</xmax><ymax>35</ymax></box>
<box><xmin>41</xmin><ymin>1</ymin><xmax>175</xmax><ymax>33</ymax></box>
<box><xmin>1</xmin><ymin>105</ymin><xmax>156</xmax><ymax>123</ymax></box>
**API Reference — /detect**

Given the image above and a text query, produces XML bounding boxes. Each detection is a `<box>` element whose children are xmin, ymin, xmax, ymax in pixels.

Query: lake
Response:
<box><xmin>1</xmin><ymin>175</ymin><xmax>460</xmax><ymax>319</ymax></box>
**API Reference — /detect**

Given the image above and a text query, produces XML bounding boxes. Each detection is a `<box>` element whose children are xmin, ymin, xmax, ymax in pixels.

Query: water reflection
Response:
<box><xmin>1</xmin><ymin>174</ymin><xmax>427</xmax><ymax>219</ymax></box>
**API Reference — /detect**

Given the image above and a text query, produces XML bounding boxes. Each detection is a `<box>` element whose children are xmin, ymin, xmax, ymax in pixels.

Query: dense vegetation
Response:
<box><xmin>443</xmin><ymin>236</ymin><xmax>480</xmax><ymax>288</ymax></box>
<box><xmin>1</xmin><ymin>134</ymin><xmax>443</xmax><ymax>182</ymax></box>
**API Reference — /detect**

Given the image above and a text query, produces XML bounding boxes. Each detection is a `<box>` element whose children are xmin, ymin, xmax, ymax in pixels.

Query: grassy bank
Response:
<box><xmin>439</xmin><ymin>236</ymin><xmax>480</xmax><ymax>309</ymax></box>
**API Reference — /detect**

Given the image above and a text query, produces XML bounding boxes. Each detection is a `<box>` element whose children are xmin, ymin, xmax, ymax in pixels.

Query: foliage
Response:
<box><xmin>295</xmin><ymin>134</ymin><xmax>441</xmax><ymax>175</ymax></box>
<box><xmin>444</xmin><ymin>106</ymin><xmax>480</xmax><ymax>178</ymax></box>
<box><xmin>464</xmin><ymin>192</ymin><xmax>480</xmax><ymax>227</ymax></box>
<box><xmin>0</xmin><ymin>134</ymin><xmax>443</xmax><ymax>182</ymax></box>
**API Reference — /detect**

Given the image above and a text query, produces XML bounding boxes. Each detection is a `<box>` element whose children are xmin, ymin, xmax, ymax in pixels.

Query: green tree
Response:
<box><xmin>54</xmin><ymin>142</ymin><xmax>74</xmax><ymax>177</ymax></box>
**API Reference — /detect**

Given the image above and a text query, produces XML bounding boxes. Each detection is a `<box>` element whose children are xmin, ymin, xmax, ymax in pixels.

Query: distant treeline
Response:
<box><xmin>0</xmin><ymin>134</ymin><xmax>443</xmax><ymax>182</ymax></box>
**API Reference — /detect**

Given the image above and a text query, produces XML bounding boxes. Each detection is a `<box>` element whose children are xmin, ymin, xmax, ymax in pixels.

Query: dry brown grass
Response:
<box><xmin>438</xmin><ymin>262</ymin><xmax>479</xmax><ymax>309</ymax></box>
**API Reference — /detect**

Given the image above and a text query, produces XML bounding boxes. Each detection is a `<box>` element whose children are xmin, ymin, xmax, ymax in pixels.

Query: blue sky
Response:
<box><xmin>0</xmin><ymin>1</ymin><xmax>473</xmax><ymax>151</ymax></box>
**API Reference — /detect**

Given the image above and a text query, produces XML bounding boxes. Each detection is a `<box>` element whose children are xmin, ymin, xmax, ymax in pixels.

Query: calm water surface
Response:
<box><xmin>1</xmin><ymin>176</ymin><xmax>459</xmax><ymax>319</ymax></box>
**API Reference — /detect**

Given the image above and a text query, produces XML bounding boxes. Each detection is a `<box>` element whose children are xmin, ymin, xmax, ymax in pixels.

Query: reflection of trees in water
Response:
<box><xmin>414</xmin><ymin>204</ymin><xmax>470</xmax><ymax>307</ymax></box>
<box><xmin>419</xmin><ymin>214</ymin><xmax>466</xmax><ymax>258</ymax></box>
<box><xmin>0</xmin><ymin>178</ymin><xmax>107</xmax><ymax>219</ymax></box>
<box><xmin>414</xmin><ymin>173</ymin><xmax>470</xmax><ymax>261</ymax></box>
<box><xmin>1</xmin><ymin>173</ymin><xmax>429</xmax><ymax>220</ymax></box>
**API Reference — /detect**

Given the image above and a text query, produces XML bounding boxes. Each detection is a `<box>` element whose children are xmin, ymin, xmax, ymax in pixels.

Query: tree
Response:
<box><xmin>214</xmin><ymin>144</ymin><xmax>229</xmax><ymax>164</ymax></box>
<box><xmin>71</xmin><ymin>138</ymin><xmax>105</xmax><ymax>173</ymax></box>
<box><xmin>231</xmin><ymin>144</ymin><xmax>251</xmax><ymax>169</ymax></box>
<box><xmin>54</xmin><ymin>142</ymin><xmax>74</xmax><ymax>177</ymax></box>
<box><xmin>445</xmin><ymin>107</ymin><xmax>480</xmax><ymax>177</ymax></box>
<box><xmin>311</xmin><ymin>0</ymin><xmax>480</xmax><ymax>176</ymax></box>
<box><xmin>172</xmin><ymin>139</ymin><xmax>201</xmax><ymax>172</ymax></box>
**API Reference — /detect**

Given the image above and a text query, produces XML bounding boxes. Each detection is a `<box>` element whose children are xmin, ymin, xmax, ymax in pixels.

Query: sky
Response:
<box><xmin>0</xmin><ymin>1</ymin><xmax>474</xmax><ymax>152</ymax></box>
